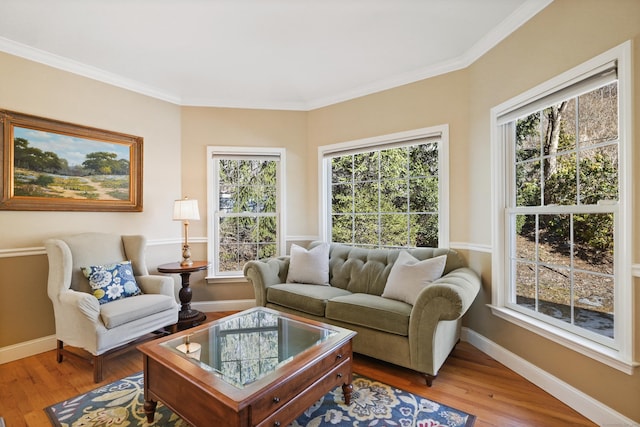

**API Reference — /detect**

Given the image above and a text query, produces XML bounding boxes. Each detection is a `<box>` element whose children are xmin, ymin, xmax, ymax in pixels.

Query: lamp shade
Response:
<box><xmin>173</xmin><ymin>198</ymin><xmax>200</xmax><ymax>221</ymax></box>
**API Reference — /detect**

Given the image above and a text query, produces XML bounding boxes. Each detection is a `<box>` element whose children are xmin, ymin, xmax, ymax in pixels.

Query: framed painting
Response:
<box><xmin>0</xmin><ymin>110</ymin><xmax>143</xmax><ymax>212</ymax></box>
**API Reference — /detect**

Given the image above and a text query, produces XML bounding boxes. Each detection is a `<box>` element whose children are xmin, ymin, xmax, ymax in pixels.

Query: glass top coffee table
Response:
<box><xmin>138</xmin><ymin>307</ymin><xmax>356</xmax><ymax>427</ymax></box>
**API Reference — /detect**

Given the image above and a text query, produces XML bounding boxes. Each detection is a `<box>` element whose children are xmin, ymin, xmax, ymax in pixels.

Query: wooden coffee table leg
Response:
<box><xmin>342</xmin><ymin>382</ymin><xmax>353</xmax><ymax>405</ymax></box>
<box><xmin>144</xmin><ymin>400</ymin><xmax>157</xmax><ymax>423</ymax></box>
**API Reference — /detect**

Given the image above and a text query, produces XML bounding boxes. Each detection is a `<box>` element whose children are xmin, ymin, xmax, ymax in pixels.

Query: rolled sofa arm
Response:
<box><xmin>243</xmin><ymin>256</ymin><xmax>290</xmax><ymax>306</ymax></box>
<box><xmin>408</xmin><ymin>267</ymin><xmax>481</xmax><ymax>374</ymax></box>
<box><xmin>414</xmin><ymin>267</ymin><xmax>481</xmax><ymax>320</ymax></box>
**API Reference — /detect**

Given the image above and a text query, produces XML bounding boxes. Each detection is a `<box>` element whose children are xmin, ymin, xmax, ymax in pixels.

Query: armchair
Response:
<box><xmin>45</xmin><ymin>232</ymin><xmax>179</xmax><ymax>382</ymax></box>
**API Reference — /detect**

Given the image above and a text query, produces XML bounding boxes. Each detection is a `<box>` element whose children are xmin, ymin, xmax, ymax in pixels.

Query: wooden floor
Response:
<box><xmin>0</xmin><ymin>312</ymin><xmax>596</xmax><ymax>427</ymax></box>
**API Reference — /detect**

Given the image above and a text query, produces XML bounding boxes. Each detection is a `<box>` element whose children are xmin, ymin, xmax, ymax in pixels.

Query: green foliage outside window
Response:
<box><xmin>217</xmin><ymin>158</ymin><xmax>278</xmax><ymax>273</ymax></box>
<box><xmin>330</xmin><ymin>143</ymin><xmax>439</xmax><ymax>248</ymax></box>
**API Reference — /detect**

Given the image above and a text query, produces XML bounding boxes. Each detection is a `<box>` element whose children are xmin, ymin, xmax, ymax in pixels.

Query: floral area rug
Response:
<box><xmin>45</xmin><ymin>372</ymin><xmax>475</xmax><ymax>427</ymax></box>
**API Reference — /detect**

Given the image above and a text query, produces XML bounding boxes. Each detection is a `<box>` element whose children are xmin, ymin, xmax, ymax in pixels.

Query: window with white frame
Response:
<box><xmin>491</xmin><ymin>42</ymin><xmax>633</xmax><ymax>371</ymax></box>
<box><xmin>319</xmin><ymin>126</ymin><xmax>449</xmax><ymax>248</ymax></box>
<box><xmin>207</xmin><ymin>147</ymin><xmax>285</xmax><ymax>278</ymax></box>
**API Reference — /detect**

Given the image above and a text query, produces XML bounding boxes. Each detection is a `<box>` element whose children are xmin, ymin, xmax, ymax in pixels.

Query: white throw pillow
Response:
<box><xmin>286</xmin><ymin>243</ymin><xmax>330</xmax><ymax>285</ymax></box>
<box><xmin>381</xmin><ymin>251</ymin><xmax>447</xmax><ymax>305</ymax></box>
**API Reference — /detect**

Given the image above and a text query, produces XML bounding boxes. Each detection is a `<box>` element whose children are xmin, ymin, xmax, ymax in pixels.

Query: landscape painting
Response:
<box><xmin>0</xmin><ymin>110</ymin><xmax>143</xmax><ymax>211</ymax></box>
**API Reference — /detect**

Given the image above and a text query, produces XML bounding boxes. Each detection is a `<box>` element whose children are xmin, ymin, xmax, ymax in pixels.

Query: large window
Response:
<box><xmin>207</xmin><ymin>147</ymin><xmax>285</xmax><ymax>278</ymax></box>
<box><xmin>491</xmin><ymin>42</ymin><xmax>633</xmax><ymax>371</ymax></box>
<box><xmin>320</xmin><ymin>126</ymin><xmax>449</xmax><ymax>248</ymax></box>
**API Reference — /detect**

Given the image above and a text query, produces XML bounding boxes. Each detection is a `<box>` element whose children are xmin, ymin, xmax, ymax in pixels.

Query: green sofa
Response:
<box><xmin>243</xmin><ymin>242</ymin><xmax>481</xmax><ymax>386</ymax></box>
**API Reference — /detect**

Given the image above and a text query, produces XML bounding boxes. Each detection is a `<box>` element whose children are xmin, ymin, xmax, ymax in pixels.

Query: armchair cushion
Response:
<box><xmin>81</xmin><ymin>261</ymin><xmax>142</xmax><ymax>304</ymax></box>
<box><xmin>99</xmin><ymin>294</ymin><xmax>176</xmax><ymax>329</ymax></box>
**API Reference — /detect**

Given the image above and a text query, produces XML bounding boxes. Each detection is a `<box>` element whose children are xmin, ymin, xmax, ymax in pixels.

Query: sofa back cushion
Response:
<box><xmin>309</xmin><ymin>242</ymin><xmax>465</xmax><ymax>296</ymax></box>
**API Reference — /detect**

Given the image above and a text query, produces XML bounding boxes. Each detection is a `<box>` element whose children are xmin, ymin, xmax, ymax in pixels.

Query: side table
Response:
<box><xmin>157</xmin><ymin>261</ymin><xmax>208</xmax><ymax>330</ymax></box>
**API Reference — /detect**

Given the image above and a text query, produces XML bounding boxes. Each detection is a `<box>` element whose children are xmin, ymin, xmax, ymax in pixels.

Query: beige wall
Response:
<box><xmin>307</xmin><ymin>70</ymin><xmax>471</xmax><ymax>242</ymax></box>
<box><xmin>179</xmin><ymin>107</ymin><xmax>308</xmax><ymax>302</ymax></box>
<box><xmin>0</xmin><ymin>52</ymin><xmax>182</xmax><ymax>346</ymax></box>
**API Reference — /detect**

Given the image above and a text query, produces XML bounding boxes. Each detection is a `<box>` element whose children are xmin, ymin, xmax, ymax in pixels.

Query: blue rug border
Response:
<box><xmin>44</xmin><ymin>372</ymin><xmax>476</xmax><ymax>427</ymax></box>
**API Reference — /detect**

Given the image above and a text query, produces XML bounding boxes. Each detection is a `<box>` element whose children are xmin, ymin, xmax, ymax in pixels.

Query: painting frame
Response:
<box><xmin>0</xmin><ymin>109</ymin><xmax>143</xmax><ymax>212</ymax></box>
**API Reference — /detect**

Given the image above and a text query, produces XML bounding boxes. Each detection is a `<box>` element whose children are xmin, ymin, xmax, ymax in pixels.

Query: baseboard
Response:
<box><xmin>461</xmin><ymin>327</ymin><xmax>638</xmax><ymax>426</ymax></box>
<box><xmin>0</xmin><ymin>334</ymin><xmax>57</xmax><ymax>365</ymax></box>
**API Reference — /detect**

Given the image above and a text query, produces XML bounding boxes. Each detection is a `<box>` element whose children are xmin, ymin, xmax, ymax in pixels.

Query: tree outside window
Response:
<box><xmin>511</xmin><ymin>82</ymin><xmax>618</xmax><ymax>339</ymax></box>
<box><xmin>210</xmin><ymin>150</ymin><xmax>283</xmax><ymax>277</ymax></box>
<box><xmin>328</xmin><ymin>141</ymin><xmax>440</xmax><ymax>248</ymax></box>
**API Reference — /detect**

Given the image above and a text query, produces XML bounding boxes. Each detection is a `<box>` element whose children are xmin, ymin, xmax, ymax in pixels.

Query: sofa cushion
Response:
<box><xmin>100</xmin><ymin>294</ymin><xmax>175</xmax><ymax>329</ymax></box>
<box><xmin>381</xmin><ymin>252</ymin><xmax>447</xmax><ymax>305</ymax></box>
<box><xmin>286</xmin><ymin>243</ymin><xmax>330</xmax><ymax>285</ymax></box>
<box><xmin>267</xmin><ymin>283</ymin><xmax>351</xmax><ymax>317</ymax></box>
<box><xmin>326</xmin><ymin>293</ymin><xmax>411</xmax><ymax>336</ymax></box>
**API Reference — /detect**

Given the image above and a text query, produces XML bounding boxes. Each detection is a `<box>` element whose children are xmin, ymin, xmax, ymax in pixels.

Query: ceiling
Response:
<box><xmin>0</xmin><ymin>0</ymin><xmax>551</xmax><ymax>111</ymax></box>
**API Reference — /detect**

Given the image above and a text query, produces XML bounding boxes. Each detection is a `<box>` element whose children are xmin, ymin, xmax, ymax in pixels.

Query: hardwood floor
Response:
<box><xmin>0</xmin><ymin>312</ymin><xmax>596</xmax><ymax>427</ymax></box>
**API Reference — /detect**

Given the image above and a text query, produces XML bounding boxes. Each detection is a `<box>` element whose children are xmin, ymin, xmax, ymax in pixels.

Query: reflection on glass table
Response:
<box><xmin>161</xmin><ymin>308</ymin><xmax>337</xmax><ymax>388</ymax></box>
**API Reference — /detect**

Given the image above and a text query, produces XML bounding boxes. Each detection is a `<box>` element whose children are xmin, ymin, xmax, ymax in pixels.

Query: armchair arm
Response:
<box><xmin>58</xmin><ymin>289</ymin><xmax>100</xmax><ymax>323</ymax></box>
<box><xmin>137</xmin><ymin>275</ymin><xmax>175</xmax><ymax>298</ymax></box>
<box><xmin>408</xmin><ymin>267</ymin><xmax>481</xmax><ymax>374</ymax></box>
<box><xmin>243</xmin><ymin>256</ymin><xmax>290</xmax><ymax>306</ymax></box>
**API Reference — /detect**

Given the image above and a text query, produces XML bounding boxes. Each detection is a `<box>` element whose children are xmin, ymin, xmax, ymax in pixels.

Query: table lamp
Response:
<box><xmin>173</xmin><ymin>197</ymin><xmax>200</xmax><ymax>266</ymax></box>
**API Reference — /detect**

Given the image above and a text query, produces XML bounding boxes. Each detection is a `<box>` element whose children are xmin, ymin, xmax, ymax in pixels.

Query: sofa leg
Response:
<box><xmin>423</xmin><ymin>373</ymin><xmax>436</xmax><ymax>387</ymax></box>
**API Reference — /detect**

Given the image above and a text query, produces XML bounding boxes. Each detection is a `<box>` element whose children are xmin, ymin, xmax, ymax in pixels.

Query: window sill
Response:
<box><xmin>205</xmin><ymin>275</ymin><xmax>248</xmax><ymax>284</ymax></box>
<box><xmin>488</xmin><ymin>304</ymin><xmax>638</xmax><ymax>374</ymax></box>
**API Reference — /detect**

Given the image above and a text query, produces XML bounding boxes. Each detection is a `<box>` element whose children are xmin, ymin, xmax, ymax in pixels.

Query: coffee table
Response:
<box><xmin>138</xmin><ymin>307</ymin><xmax>356</xmax><ymax>427</ymax></box>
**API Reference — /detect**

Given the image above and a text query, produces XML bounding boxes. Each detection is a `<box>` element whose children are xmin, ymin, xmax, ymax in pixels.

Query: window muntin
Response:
<box><xmin>208</xmin><ymin>148</ymin><xmax>284</xmax><ymax>277</ymax></box>
<box><xmin>507</xmin><ymin>81</ymin><xmax>618</xmax><ymax>345</ymax></box>
<box><xmin>320</xmin><ymin>126</ymin><xmax>448</xmax><ymax>249</ymax></box>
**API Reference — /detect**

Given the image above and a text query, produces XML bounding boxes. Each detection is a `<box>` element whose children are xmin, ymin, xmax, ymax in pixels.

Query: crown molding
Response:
<box><xmin>0</xmin><ymin>0</ymin><xmax>552</xmax><ymax>111</ymax></box>
<box><xmin>0</xmin><ymin>36</ymin><xmax>181</xmax><ymax>105</ymax></box>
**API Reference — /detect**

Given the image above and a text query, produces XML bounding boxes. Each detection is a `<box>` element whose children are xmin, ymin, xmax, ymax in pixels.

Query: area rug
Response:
<box><xmin>45</xmin><ymin>372</ymin><xmax>475</xmax><ymax>427</ymax></box>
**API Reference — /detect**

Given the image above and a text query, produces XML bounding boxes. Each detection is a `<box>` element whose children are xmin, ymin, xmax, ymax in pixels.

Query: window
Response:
<box><xmin>319</xmin><ymin>126</ymin><xmax>449</xmax><ymax>248</ymax></box>
<box><xmin>207</xmin><ymin>147</ymin><xmax>285</xmax><ymax>278</ymax></box>
<box><xmin>491</xmin><ymin>42</ymin><xmax>633</xmax><ymax>371</ymax></box>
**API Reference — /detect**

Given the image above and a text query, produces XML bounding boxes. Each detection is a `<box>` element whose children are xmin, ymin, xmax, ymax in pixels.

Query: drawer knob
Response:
<box><xmin>273</xmin><ymin>397</ymin><xmax>280</xmax><ymax>403</ymax></box>
<box><xmin>337</xmin><ymin>373</ymin><xmax>343</xmax><ymax>378</ymax></box>
<box><xmin>274</xmin><ymin>422</ymin><xmax>281</xmax><ymax>427</ymax></box>
<box><xmin>336</xmin><ymin>354</ymin><xmax>343</xmax><ymax>359</ymax></box>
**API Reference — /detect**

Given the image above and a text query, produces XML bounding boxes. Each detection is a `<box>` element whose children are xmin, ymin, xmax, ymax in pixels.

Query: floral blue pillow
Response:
<box><xmin>81</xmin><ymin>261</ymin><xmax>142</xmax><ymax>304</ymax></box>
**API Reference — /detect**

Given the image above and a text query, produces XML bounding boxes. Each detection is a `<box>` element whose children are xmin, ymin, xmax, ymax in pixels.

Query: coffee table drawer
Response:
<box><xmin>250</xmin><ymin>341</ymin><xmax>352</xmax><ymax>423</ymax></box>
<box><xmin>255</xmin><ymin>360</ymin><xmax>351</xmax><ymax>427</ymax></box>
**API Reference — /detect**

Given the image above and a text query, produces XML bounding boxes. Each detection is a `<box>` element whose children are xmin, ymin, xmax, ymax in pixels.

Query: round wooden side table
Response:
<box><xmin>157</xmin><ymin>261</ymin><xmax>208</xmax><ymax>330</ymax></box>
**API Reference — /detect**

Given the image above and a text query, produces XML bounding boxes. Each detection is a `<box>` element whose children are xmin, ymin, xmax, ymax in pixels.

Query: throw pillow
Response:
<box><xmin>286</xmin><ymin>243</ymin><xmax>330</xmax><ymax>285</ymax></box>
<box><xmin>381</xmin><ymin>251</ymin><xmax>447</xmax><ymax>305</ymax></box>
<box><xmin>81</xmin><ymin>261</ymin><xmax>142</xmax><ymax>304</ymax></box>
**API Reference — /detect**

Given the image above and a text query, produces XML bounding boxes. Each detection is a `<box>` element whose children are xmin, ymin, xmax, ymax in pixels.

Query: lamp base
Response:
<box><xmin>181</xmin><ymin>244</ymin><xmax>193</xmax><ymax>266</ymax></box>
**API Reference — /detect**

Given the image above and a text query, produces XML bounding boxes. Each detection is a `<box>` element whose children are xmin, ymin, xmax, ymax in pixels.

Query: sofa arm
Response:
<box><xmin>243</xmin><ymin>256</ymin><xmax>290</xmax><ymax>306</ymax></box>
<box><xmin>137</xmin><ymin>275</ymin><xmax>175</xmax><ymax>298</ymax></box>
<box><xmin>414</xmin><ymin>267</ymin><xmax>480</xmax><ymax>320</ymax></box>
<box><xmin>408</xmin><ymin>267</ymin><xmax>481</xmax><ymax>374</ymax></box>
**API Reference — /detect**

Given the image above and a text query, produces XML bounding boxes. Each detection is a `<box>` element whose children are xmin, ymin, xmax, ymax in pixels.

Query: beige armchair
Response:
<box><xmin>45</xmin><ymin>232</ymin><xmax>179</xmax><ymax>382</ymax></box>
